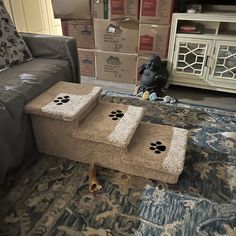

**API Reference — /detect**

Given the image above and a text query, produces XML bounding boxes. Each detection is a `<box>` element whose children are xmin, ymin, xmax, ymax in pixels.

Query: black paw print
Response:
<box><xmin>149</xmin><ymin>141</ymin><xmax>166</xmax><ymax>154</ymax></box>
<box><xmin>53</xmin><ymin>95</ymin><xmax>70</xmax><ymax>105</ymax></box>
<box><xmin>108</xmin><ymin>110</ymin><xmax>124</xmax><ymax>120</ymax></box>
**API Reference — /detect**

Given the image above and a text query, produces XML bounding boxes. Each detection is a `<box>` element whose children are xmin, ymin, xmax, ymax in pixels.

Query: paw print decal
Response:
<box><xmin>149</xmin><ymin>141</ymin><xmax>166</xmax><ymax>154</ymax></box>
<box><xmin>108</xmin><ymin>110</ymin><xmax>124</xmax><ymax>120</ymax></box>
<box><xmin>53</xmin><ymin>95</ymin><xmax>70</xmax><ymax>105</ymax></box>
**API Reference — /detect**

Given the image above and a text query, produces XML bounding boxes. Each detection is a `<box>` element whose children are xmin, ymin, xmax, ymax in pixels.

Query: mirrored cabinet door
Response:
<box><xmin>212</xmin><ymin>41</ymin><xmax>236</xmax><ymax>81</ymax></box>
<box><xmin>172</xmin><ymin>37</ymin><xmax>212</xmax><ymax>81</ymax></box>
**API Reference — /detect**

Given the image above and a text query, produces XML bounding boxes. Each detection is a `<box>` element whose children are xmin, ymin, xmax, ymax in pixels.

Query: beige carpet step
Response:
<box><xmin>27</xmin><ymin>109</ymin><xmax>187</xmax><ymax>184</ymax></box>
<box><xmin>65</xmin><ymin>121</ymin><xmax>188</xmax><ymax>183</ymax></box>
<box><xmin>25</xmin><ymin>81</ymin><xmax>102</xmax><ymax>122</ymax></box>
<box><xmin>125</xmin><ymin>122</ymin><xmax>188</xmax><ymax>179</ymax></box>
<box><xmin>25</xmin><ymin>82</ymin><xmax>188</xmax><ymax>184</ymax></box>
<box><xmin>74</xmin><ymin>102</ymin><xmax>145</xmax><ymax>148</ymax></box>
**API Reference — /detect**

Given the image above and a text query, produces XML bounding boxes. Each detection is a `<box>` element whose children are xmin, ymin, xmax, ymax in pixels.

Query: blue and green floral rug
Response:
<box><xmin>1</xmin><ymin>92</ymin><xmax>236</xmax><ymax>236</ymax></box>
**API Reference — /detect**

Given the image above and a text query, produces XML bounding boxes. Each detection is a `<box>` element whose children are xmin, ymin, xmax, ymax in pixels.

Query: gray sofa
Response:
<box><xmin>0</xmin><ymin>33</ymin><xmax>80</xmax><ymax>184</ymax></box>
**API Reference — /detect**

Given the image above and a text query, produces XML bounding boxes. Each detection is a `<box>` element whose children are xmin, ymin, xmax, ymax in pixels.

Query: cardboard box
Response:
<box><xmin>94</xmin><ymin>19</ymin><xmax>139</xmax><ymax>53</ymax></box>
<box><xmin>91</xmin><ymin>0</ymin><xmax>139</xmax><ymax>21</ymax></box>
<box><xmin>140</xmin><ymin>0</ymin><xmax>174</xmax><ymax>24</ymax></box>
<box><xmin>138</xmin><ymin>24</ymin><xmax>170</xmax><ymax>59</ymax></box>
<box><xmin>52</xmin><ymin>0</ymin><xmax>91</xmax><ymax>19</ymax></box>
<box><xmin>78</xmin><ymin>49</ymin><xmax>95</xmax><ymax>77</ymax></box>
<box><xmin>110</xmin><ymin>0</ymin><xmax>139</xmax><ymax>21</ymax></box>
<box><xmin>61</xmin><ymin>20</ymin><xmax>95</xmax><ymax>49</ymax></box>
<box><xmin>95</xmin><ymin>51</ymin><xmax>137</xmax><ymax>83</ymax></box>
<box><xmin>91</xmin><ymin>0</ymin><xmax>109</xmax><ymax>19</ymax></box>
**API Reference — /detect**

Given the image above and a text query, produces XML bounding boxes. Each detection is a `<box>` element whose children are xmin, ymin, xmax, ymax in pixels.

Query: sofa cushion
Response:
<box><xmin>0</xmin><ymin>58</ymin><xmax>72</xmax><ymax>102</ymax></box>
<box><xmin>0</xmin><ymin>0</ymin><xmax>32</xmax><ymax>71</ymax></box>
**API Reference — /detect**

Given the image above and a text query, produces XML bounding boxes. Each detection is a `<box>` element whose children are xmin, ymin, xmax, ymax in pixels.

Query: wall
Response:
<box><xmin>3</xmin><ymin>0</ymin><xmax>62</xmax><ymax>35</ymax></box>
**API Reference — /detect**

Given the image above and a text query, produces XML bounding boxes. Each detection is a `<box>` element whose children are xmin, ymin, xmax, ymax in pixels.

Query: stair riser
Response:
<box><xmin>26</xmin><ymin>82</ymin><xmax>187</xmax><ymax>185</ymax></box>
<box><xmin>31</xmin><ymin>116</ymin><xmax>179</xmax><ymax>184</ymax></box>
<box><xmin>74</xmin><ymin>102</ymin><xmax>145</xmax><ymax>148</ymax></box>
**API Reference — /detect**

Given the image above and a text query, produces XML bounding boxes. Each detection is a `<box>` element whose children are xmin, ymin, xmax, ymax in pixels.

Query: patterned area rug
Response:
<box><xmin>1</xmin><ymin>92</ymin><xmax>236</xmax><ymax>236</ymax></box>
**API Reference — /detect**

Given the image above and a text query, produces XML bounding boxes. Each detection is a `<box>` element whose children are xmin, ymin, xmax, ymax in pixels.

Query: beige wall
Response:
<box><xmin>4</xmin><ymin>0</ymin><xmax>62</xmax><ymax>35</ymax></box>
<box><xmin>3</xmin><ymin>0</ymin><xmax>13</xmax><ymax>20</ymax></box>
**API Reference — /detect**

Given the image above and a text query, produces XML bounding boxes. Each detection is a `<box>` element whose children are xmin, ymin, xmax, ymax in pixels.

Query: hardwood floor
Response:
<box><xmin>81</xmin><ymin>76</ymin><xmax>236</xmax><ymax>111</ymax></box>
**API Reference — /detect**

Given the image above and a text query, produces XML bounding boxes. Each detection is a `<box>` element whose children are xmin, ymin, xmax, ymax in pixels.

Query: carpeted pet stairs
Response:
<box><xmin>25</xmin><ymin>81</ymin><xmax>188</xmax><ymax>185</ymax></box>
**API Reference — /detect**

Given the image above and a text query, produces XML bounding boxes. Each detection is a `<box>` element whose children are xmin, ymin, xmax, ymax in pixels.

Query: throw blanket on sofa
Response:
<box><xmin>0</xmin><ymin>33</ymin><xmax>80</xmax><ymax>184</ymax></box>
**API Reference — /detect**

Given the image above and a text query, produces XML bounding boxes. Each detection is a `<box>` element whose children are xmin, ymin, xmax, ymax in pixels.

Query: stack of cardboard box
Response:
<box><xmin>52</xmin><ymin>0</ymin><xmax>96</xmax><ymax>77</ymax></box>
<box><xmin>52</xmin><ymin>0</ymin><xmax>174</xmax><ymax>84</ymax></box>
<box><xmin>92</xmin><ymin>0</ymin><xmax>139</xmax><ymax>84</ymax></box>
<box><xmin>137</xmin><ymin>0</ymin><xmax>174</xmax><ymax>84</ymax></box>
<box><xmin>62</xmin><ymin>19</ymin><xmax>96</xmax><ymax>78</ymax></box>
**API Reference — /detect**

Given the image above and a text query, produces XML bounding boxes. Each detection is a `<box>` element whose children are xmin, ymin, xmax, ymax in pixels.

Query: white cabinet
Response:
<box><xmin>168</xmin><ymin>13</ymin><xmax>236</xmax><ymax>93</ymax></box>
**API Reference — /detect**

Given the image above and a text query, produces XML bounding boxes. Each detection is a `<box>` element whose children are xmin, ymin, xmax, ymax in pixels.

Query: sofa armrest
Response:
<box><xmin>21</xmin><ymin>33</ymin><xmax>80</xmax><ymax>83</ymax></box>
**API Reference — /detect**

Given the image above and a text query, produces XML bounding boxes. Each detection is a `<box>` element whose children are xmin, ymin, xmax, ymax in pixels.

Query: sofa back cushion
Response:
<box><xmin>0</xmin><ymin>0</ymin><xmax>32</xmax><ymax>71</ymax></box>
